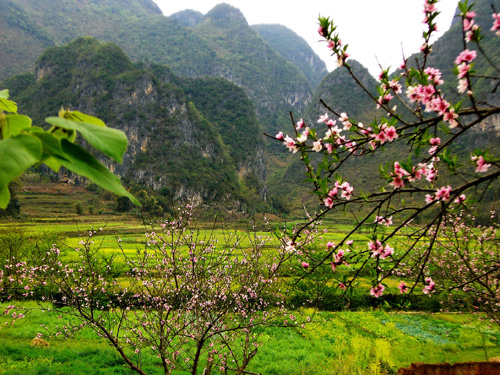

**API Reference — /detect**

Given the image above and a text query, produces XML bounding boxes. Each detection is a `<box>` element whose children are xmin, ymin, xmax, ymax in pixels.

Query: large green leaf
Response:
<box><xmin>1</xmin><ymin>114</ymin><xmax>32</xmax><ymax>139</ymax></box>
<box><xmin>0</xmin><ymin>134</ymin><xmax>42</xmax><ymax>187</ymax></box>
<box><xmin>45</xmin><ymin>117</ymin><xmax>128</xmax><ymax>163</ymax></box>
<box><xmin>41</xmin><ymin>156</ymin><xmax>62</xmax><ymax>172</ymax></box>
<box><xmin>0</xmin><ymin>184</ymin><xmax>10</xmax><ymax>209</ymax></box>
<box><xmin>57</xmin><ymin>140</ymin><xmax>139</xmax><ymax>206</ymax></box>
<box><xmin>62</xmin><ymin>110</ymin><xmax>106</xmax><ymax>127</ymax></box>
<box><xmin>31</xmin><ymin>131</ymin><xmax>67</xmax><ymax>172</ymax></box>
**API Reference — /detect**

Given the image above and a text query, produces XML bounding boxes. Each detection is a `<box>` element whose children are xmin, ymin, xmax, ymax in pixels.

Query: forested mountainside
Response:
<box><xmin>184</xmin><ymin>4</ymin><xmax>312</xmax><ymax>133</ymax></box>
<box><xmin>3</xmin><ymin>37</ymin><xmax>266</xmax><ymax>207</ymax></box>
<box><xmin>171</xmin><ymin>8</ymin><xmax>329</xmax><ymax>91</ymax></box>
<box><xmin>0</xmin><ymin>0</ymin><xmax>162</xmax><ymax>79</ymax></box>
<box><xmin>252</xmin><ymin>24</ymin><xmax>328</xmax><ymax>90</ymax></box>
<box><xmin>169</xmin><ymin>9</ymin><xmax>204</xmax><ymax>27</ymax></box>
<box><xmin>305</xmin><ymin>60</ymin><xmax>379</xmax><ymax>124</ymax></box>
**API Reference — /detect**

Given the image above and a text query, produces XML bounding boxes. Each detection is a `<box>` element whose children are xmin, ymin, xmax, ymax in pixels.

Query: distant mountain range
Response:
<box><xmin>0</xmin><ymin>0</ymin><xmax>327</xmax><ymax>134</ymax></box>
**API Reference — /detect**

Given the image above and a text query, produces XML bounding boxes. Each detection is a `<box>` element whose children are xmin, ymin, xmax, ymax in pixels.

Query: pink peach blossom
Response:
<box><xmin>370</xmin><ymin>284</ymin><xmax>385</xmax><ymax>298</ymax></box>
<box><xmin>455</xmin><ymin>49</ymin><xmax>477</xmax><ymax>65</ymax></box>
<box><xmin>398</xmin><ymin>281</ymin><xmax>408</xmax><ymax>294</ymax></box>
<box><xmin>475</xmin><ymin>155</ymin><xmax>491</xmax><ymax>173</ymax></box>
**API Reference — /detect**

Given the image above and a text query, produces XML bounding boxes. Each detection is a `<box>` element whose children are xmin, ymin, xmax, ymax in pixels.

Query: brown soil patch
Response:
<box><xmin>397</xmin><ymin>361</ymin><xmax>500</xmax><ymax>375</ymax></box>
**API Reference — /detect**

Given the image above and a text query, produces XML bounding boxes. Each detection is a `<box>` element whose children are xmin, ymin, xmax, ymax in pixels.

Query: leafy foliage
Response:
<box><xmin>0</xmin><ymin>89</ymin><xmax>139</xmax><ymax>208</ymax></box>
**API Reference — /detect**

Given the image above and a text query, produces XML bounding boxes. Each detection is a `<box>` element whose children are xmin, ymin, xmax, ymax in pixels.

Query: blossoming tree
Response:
<box><xmin>398</xmin><ymin>210</ymin><xmax>500</xmax><ymax>324</ymax></box>
<box><xmin>273</xmin><ymin>0</ymin><xmax>500</xmax><ymax>317</ymax></box>
<box><xmin>2</xmin><ymin>206</ymin><xmax>303</xmax><ymax>374</ymax></box>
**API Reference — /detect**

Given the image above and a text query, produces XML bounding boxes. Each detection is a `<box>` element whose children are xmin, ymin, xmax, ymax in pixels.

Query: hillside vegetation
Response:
<box><xmin>252</xmin><ymin>23</ymin><xmax>328</xmax><ymax>90</ymax></box>
<box><xmin>3</xmin><ymin>37</ymin><xmax>266</xmax><ymax>208</ymax></box>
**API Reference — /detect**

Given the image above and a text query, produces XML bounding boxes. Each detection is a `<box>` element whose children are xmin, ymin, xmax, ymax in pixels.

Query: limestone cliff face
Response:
<box><xmin>179</xmin><ymin>75</ymin><xmax>267</xmax><ymax>201</ymax></box>
<box><xmin>12</xmin><ymin>37</ymin><xmax>266</xmax><ymax>206</ymax></box>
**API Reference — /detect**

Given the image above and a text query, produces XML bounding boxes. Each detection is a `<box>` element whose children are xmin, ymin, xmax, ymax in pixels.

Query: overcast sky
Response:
<box><xmin>152</xmin><ymin>0</ymin><xmax>460</xmax><ymax>77</ymax></box>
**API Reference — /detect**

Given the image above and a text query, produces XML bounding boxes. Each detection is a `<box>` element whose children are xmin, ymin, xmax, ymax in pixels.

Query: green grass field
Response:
<box><xmin>1</xmin><ymin>304</ymin><xmax>499</xmax><ymax>375</ymax></box>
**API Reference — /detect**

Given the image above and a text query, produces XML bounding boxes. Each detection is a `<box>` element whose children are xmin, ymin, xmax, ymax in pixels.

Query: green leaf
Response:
<box><xmin>414</xmin><ymin>144</ymin><xmax>421</xmax><ymax>157</ymax></box>
<box><xmin>0</xmin><ymin>90</ymin><xmax>9</xmax><ymax>99</ymax></box>
<box><xmin>0</xmin><ymin>184</ymin><xmax>10</xmax><ymax>209</ymax></box>
<box><xmin>47</xmin><ymin>125</ymin><xmax>76</xmax><ymax>142</ymax></box>
<box><xmin>1</xmin><ymin>114</ymin><xmax>32</xmax><ymax>139</ymax></box>
<box><xmin>32</xmin><ymin>131</ymin><xmax>64</xmax><ymax>156</ymax></box>
<box><xmin>0</xmin><ymin>134</ymin><xmax>42</xmax><ymax>187</ymax></box>
<box><xmin>379</xmin><ymin>164</ymin><xmax>390</xmax><ymax>179</ymax></box>
<box><xmin>458</xmin><ymin>0</ymin><xmax>469</xmax><ymax>14</ymax></box>
<box><xmin>43</xmin><ymin>157</ymin><xmax>62</xmax><ymax>172</ymax></box>
<box><xmin>0</xmin><ymin>98</ymin><xmax>18</xmax><ymax>113</ymax></box>
<box><xmin>45</xmin><ymin>117</ymin><xmax>128</xmax><ymax>163</ymax></box>
<box><xmin>360</xmin><ymin>192</ymin><xmax>370</xmax><ymax>202</ymax></box>
<box><xmin>57</xmin><ymin>140</ymin><xmax>139</xmax><ymax>206</ymax></box>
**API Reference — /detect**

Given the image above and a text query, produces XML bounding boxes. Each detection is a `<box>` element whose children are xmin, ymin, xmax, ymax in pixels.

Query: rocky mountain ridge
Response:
<box><xmin>4</xmin><ymin>37</ymin><xmax>266</xmax><ymax>207</ymax></box>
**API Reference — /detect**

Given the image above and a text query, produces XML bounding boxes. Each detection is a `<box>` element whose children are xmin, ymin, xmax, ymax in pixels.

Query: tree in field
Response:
<box><xmin>273</xmin><ymin>0</ymin><xmax>500</xmax><ymax>319</ymax></box>
<box><xmin>399</xmin><ymin>210</ymin><xmax>500</xmax><ymax>324</ymax></box>
<box><xmin>1</xmin><ymin>206</ymin><xmax>305</xmax><ymax>374</ymax></box>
